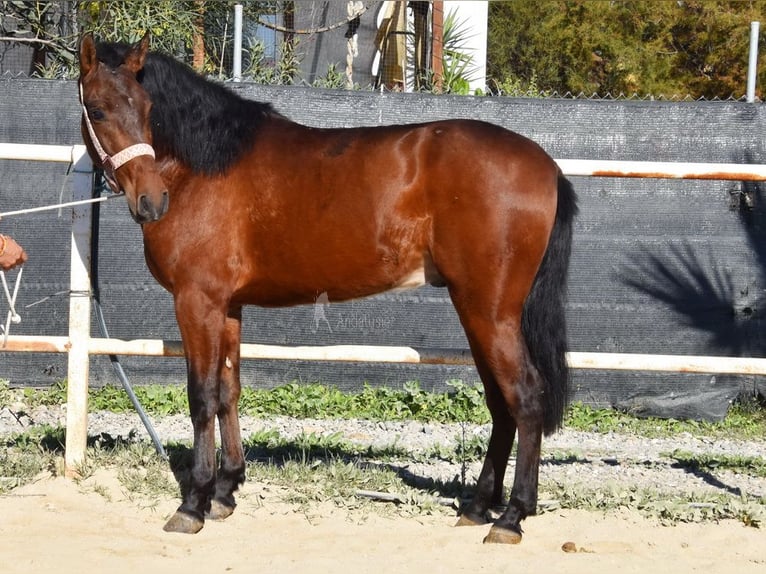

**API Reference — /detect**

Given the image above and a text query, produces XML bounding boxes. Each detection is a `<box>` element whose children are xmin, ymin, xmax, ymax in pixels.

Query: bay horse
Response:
<box><xmin>77</xmin><ymin>32</ymin><xmax>577</xmax><ymax>543</ymax></box>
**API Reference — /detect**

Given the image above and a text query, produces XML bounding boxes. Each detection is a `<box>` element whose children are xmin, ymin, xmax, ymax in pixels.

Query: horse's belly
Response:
<box><xmin>389</xmin><ymin>266</ymin><xmax>427</xmax><ymax>291</ymax></box>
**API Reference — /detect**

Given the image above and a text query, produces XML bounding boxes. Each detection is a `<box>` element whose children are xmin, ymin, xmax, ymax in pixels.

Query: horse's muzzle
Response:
<box><xmin>135</xmin><ymin>190</ymin><xmax>170</xmax><ymax>223</ymax></box>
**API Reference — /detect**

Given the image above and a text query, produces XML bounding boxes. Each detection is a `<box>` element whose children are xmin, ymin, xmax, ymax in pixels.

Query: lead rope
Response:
<box><xmin>0</xmin><ymin>195</ymin><xmax>122</xmax><ymax>347</ymax></box>
<box><xmin>1</xmin><ymin>266</ymin><xmax>23</xmax><ymax>347</ymax></box>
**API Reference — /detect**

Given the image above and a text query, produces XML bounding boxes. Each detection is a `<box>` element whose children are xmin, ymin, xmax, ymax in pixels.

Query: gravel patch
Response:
<box><xmin>2</xmin><ymin>404</ymin><xmax>765</xmax><ymax>499</ymax></box>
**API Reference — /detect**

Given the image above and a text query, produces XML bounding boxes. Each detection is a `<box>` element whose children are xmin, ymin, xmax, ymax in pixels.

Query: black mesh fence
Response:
<box><xmin>1</xmin><ymin>76</ymin><xmax>766</xmax><ymax>417</ymax></box>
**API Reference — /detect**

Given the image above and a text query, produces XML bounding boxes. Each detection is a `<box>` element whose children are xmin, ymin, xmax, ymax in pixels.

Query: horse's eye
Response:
<box><xmin>89</xmin><ymin>108</ymin><xmax>105</xmax><ymax>121</ymax></box>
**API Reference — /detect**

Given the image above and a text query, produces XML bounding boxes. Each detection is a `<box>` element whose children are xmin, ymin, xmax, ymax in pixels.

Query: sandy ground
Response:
<box><xmin>0</xmin><ymin>468</ymin><xmax>763</xmax><ymax>574</ymax></box>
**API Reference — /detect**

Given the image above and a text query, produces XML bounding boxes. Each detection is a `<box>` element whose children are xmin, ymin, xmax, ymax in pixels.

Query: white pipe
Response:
<box><xmin>233</xmin><ymin>3</ymin><xmax>243</xmax><ymax>82</ymax></box>
<box><xmin>747</xmin><ymin>21</ymin><xmax>760</xmax><ymax>103</ymax></box>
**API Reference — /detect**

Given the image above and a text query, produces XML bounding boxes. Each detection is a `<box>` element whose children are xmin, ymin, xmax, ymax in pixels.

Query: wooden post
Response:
<box><xmin>192</xmin><ymin>0</ymin><xmax>206</xmax><ymax>71</ymax></box>
<box><xmin>431</xmin><ymin>1</ymin><xmax>444</xmax><ymax>93</ymax></box>
<box><xmin>64</xmin><ymin>145</ymin><xmax>94</xmax><ymax>477</ymax></box>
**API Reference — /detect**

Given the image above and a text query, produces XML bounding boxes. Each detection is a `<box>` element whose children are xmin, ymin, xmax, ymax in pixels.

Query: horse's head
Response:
<box><xmin>78</xmin><ymin>32</ymin><xmax>169</xmax><ymax>223</ymax></box>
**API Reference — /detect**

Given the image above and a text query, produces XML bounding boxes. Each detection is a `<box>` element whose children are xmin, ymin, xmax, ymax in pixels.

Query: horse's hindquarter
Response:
<box><xmin>143</xmin><ymin>118</ymin><xmax>559</xmax><ymax>307</ymax></box>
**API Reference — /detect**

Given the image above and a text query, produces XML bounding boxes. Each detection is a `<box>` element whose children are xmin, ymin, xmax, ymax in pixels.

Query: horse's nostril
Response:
<box><xmin>138</xmin><ymin>194</ymin><xmax>151</xmax><ymax>215</ymax></box>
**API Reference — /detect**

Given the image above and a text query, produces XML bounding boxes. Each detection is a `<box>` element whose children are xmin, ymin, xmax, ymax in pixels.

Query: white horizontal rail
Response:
<box><xmin>4</xmin><ymin>335</ymin><xmax>766</xmax><ymax>375</ymax></box>
<box><xmin>557</xmin><ymin>159</ymin><xmax>766</xmax><ymax>181</ymax></box>
<box><xmin>0</xmin><ymin>335</ymin><xmax>421</xmax><ymax>363</ymax></box>
<box><xmin>568</xmin><ymin>351</ymin><xmax>766</xmax><ymax>375</ymax></box>
<box><xmin>0</xmin><ymin>143</ymin><xmax>87</xmax><ymax>164</ymax></box>
<box><xmin>5</xmin><ymin>145</ymin><xmax>766</xmax><ymax>180</ymax></box>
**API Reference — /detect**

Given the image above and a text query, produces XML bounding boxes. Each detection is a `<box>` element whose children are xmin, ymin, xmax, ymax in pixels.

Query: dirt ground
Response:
<box><xmin>0</xmin><ymin>468</ymin><xmax>763</xmax><ymax>574</ymax></box>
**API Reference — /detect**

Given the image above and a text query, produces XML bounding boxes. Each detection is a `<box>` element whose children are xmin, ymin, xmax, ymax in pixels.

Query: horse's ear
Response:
<box><xmin>124</xmin><ymin>31</ymin><xmax>150</xmax><ymax>74</ymax></box>
<box><xmin>79</xmin><ymin>33</ymin><xmax>98</xmax><ymax>77</ymax></box>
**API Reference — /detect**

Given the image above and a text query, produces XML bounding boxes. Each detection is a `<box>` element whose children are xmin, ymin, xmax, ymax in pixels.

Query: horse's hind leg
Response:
<box><xmin>208</xmin><ymin>307</ymin><xmax>246</xmax><ymax>520</ymax></box>
<box><xmin>455</xmin><ymin>365</ymin><xmax>516</xmax><ymax>527</ymax></box>
<box><xmin>483</xmin><ymin>366</ymin><xmax>544</xmax><ymax>544</ymax></box>
<box><xmin>449</xmin><ymin>291</ymin><xmax>545</xmax><ymax>544</ymax></box>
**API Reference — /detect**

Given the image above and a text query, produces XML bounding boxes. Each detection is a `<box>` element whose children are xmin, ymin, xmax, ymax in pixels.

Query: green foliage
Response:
<box><xmin>237</xmin><ymin>380</ymin><xmax>490</xmax><ymax>423</ymax></box>
<box><xmin>0</xmin><ymin>1</ymin><xmax>278</xmax><ymax>78</ymax></box>
<box><xmin>564</xmin><ymin>400</ymin><xmax>766</xmax><ymax>439</ymax></box>
<box><xmin>312</xmin><ymin>62</ymin><xmax>346</xmax><ymax>89</ymax></box>
<box><xmin>0</xmin><ymin>425</ymin><xmax>64</xmax><ymax>493</ymax></box>
<box><xmin>81</xmin><ymin>0</ymin><xmax>201</xmax><ymax>49</ymax></box>
<box><xmin>487</xmin><ymin>0</ymin><xmax>766</xmax><ymax>99</ymax></box>
<box><xmin>492</xmin><ymin>71</ymin><xmax>550</xmax><ymax>98</ymax></box>
<box><xmin>0</xmin><ymin>1</ymin><xmax>205</xmax><ymax>77</ymax></box>
<box><xmin>439</xmin><ymin>8</ymin><xmax>479</xmax><ymax>95</ymax></box>
<box><xmin>3</xmin><ymin>0</ymin><xmax>765</xmax><ymax>98</ymax></box>
<box><xmin>244</xmin><ymin>37</ymin><xmax>301</xmax><ymax>85</ymax></box>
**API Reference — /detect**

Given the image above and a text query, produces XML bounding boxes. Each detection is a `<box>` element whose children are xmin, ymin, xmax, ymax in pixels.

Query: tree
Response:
<box><xmin>487</xmin><ymin>0</ymin><xmax>766</xmax><ymax>99</ymax></box>
<box><xmin>0</xmin><ymin>1</ymin><xmax>277</xmax><ymax>78</ymax></box>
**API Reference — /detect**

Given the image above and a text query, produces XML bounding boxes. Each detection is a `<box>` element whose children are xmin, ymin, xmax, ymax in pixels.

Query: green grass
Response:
<box><xmin>540</xmin><ymin>481</ymin><xmax>766</xmax><ymax>527</ymax></box>
<box><xmin>563</xmin><ymin>399</ymin><xmax>766</xmax><ymax>439</ymax></box>
<box><xmin>15</xmin><ymin>379</ymin><xmax>492</xmax><ymax>424</ymax></box>
<box><xmin>9</xmin><ymin>379</ymin><xmax>766</xmax><ymax>440</ymax></box>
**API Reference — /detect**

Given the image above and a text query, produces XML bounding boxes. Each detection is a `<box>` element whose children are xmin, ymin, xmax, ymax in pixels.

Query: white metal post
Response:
<box><xmin>64</xmin><ymin>145</ymin><xmax>94</xmax><ymax>476</ymax></box>
<box><xmin>233</xmin><ymin>4</ymin><xmax>243</xmax><ymax>82</ymax></box>
<box><xmin>747</xmin><ymin>21</ymin><xmax>760</xmax><ymax>103</ymax></box>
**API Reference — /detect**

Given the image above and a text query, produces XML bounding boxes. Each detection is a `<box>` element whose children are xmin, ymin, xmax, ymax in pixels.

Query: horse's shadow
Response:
<box><xmin>159</xmin><ymin>437</ymin><xmax>601</xmax><ymax>506</ymax></box>
<box><xmin>163</xmin><ymin>442</ymin><xmax>195</xmax><ymax>499</ymax></box>
<box><xmin>669</xmin><ymin>452</ymin><xmax>759</xmax><ymax>497</ymax></box>
<box><xmin>162</xmin><ymin>439</ymin><xmax>472</xmax><ymax>502</ymax></box>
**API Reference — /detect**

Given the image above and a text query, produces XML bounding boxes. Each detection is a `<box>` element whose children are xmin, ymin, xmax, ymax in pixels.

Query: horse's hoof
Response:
<box><xmin>163</xmin><ymin>511</ymin><xmax>204</xmax><ymax>534</ymax></box>
<box><xmin>207</xmin><ymin>499</ymin><xmax>235</xmax><ymax>521</ymax></box>
<box><xmin>455</xmin><ymin>514</ymin><xmax>486</xmax><ymax>527</ymax></box>
<box><xmin>483</xmin><ymin>525</ymin><xmax>523</xmax><ymax>545</ymax></box>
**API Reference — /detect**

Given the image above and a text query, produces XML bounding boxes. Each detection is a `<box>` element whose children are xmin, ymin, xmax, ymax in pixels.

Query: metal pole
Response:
<box><xmin>747</xmin><ymin>21</ymin><xmax>760</xmax><ymax>103</ymax></box>
<box><xmin>233</xmin><ymin>3</ymin><xmax>243</xmax><ymax>82</ymax></box>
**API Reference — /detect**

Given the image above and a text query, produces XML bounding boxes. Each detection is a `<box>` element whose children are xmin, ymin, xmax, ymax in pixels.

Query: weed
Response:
<box><xmin>542</xmin><ymin>481</ymin><xmax>766</xmax><ymax>527</ymax></box>
<box><xmin>564</xmin><ymin>401</ymin><xmax>766</xmax><ymax>440</ymax></box>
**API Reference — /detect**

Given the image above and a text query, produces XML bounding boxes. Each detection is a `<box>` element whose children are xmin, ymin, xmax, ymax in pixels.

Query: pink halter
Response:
<box><xmin>78</xmin><ymin>80</ymin><xmax>156</xmax><ymax>193</ymax></box>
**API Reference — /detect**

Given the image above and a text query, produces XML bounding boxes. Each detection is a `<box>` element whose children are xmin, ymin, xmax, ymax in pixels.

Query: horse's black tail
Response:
<box><xmin>521</xmin><ymin>173</ymin><xmax>578</xmax><ymax>435</ymax></box>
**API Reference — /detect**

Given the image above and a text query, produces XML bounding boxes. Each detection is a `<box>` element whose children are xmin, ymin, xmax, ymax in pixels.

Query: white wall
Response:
<box><xmin>444</xmin><ymin>0</ymin><xmax>488</xmax><ymax>93</ymax></box>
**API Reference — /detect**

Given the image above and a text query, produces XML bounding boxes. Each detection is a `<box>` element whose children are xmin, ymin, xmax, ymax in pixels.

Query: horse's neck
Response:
<box><xmin>156</xmin><ymin>156</ymin><xmax>188</xmax><ymax>192</ymax></box>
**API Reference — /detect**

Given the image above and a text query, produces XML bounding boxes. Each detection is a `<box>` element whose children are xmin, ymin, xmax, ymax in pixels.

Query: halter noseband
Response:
<box><xmin>78</xmin><ymin>80</ymin><xmax>156</xmax><ymax>193</ymax></box>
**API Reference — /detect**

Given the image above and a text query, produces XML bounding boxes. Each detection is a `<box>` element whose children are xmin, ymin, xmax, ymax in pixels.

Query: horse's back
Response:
<box><xmin>250</xmin><ymin>116</ymin><xmax>558</xmax><ymax>214</ymax></box>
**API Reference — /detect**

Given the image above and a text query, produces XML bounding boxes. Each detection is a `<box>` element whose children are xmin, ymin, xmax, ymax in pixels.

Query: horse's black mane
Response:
<box><xmin>95</xmin><ymin>41</ymin><xmax>282</xmax><ymax>175</ymax></box>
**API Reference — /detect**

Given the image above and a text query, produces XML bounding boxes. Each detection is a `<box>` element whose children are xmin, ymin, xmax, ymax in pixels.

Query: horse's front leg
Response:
<box><xmin>208</xmin><ymin>307</ymin><xmax>246</xmax><ymax>521</ymax></box>
<box><xmin>163</xmin><ymin>291</ymin><xmax>227</xmax><ymax>534</ymax></box>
